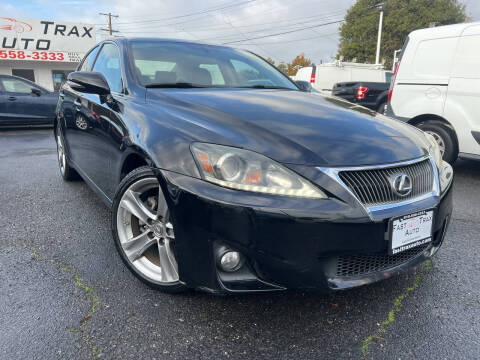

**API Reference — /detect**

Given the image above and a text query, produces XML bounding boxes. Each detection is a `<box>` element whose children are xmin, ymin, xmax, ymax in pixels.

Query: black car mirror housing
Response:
<box><xmin>67</xmin><ymin>71</ymin><xmax>111</xmax><ymax>96</ymax></box>
<box><xmin>295</xmin><ymin>80</ymin><xmax>312</xmax><ymax>92</ymax></box>
<box><xmin>31</xmin><ymin>88</ymin><xmax>42</xmax><ymax>97</ymax></box>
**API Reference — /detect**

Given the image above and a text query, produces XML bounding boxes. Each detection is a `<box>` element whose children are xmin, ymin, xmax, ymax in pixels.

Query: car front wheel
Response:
<box><xmin>112</xmin><ymin>167</ymin><xmax>186</xmax><ymax>293</ymax></box>
<box><xmin>417</xmin><ymin>120</ymin><xmax>458</xmax><ymax>164</ymax></box>
<box><xmin>56</xmin><ymin>124</ymin><xmax>79</xmax><ymax>181</ymax></box>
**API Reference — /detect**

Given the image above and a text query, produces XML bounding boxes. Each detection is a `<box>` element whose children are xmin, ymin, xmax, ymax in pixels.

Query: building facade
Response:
<box><xmin>0</xmin><ymin>17</ymin><xmax>96</xmax><ymax>91</ymax></box>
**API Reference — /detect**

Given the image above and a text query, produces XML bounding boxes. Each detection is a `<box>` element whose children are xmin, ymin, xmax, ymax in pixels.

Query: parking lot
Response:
<box><xmin>0</xmin><ymin>129</ymin><xmax>478</xmax><ymax>359</ymax></box>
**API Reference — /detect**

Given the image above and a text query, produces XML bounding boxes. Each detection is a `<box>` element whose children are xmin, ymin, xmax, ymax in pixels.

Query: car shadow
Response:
<box><xmin>138</xmin><ymin>267</ymin><xmax>429</xmax><ymax>357</ymax></box>
<box><xmin>453</xmin><ymin>158</ymin><xmax>480</xmax><ymax>178</ymax></box>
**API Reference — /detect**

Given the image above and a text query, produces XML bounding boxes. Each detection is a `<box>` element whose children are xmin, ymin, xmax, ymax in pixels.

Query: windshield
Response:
<box><xmin>129</xmin><ymin>40</ymin><xmax>298</xmax><ymax>90</ymax></box>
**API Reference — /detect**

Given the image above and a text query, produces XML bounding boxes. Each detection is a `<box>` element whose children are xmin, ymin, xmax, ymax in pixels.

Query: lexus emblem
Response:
<box><xmin>391</xmin><ymin>174</ymin><xmax>412</xmax><ymax>197</ymax></box>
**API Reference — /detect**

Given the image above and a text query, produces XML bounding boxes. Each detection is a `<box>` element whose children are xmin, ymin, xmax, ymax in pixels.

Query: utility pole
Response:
<box><xmin>375</xmin><ymin>3</ymin><xmax>384</xmax><ymax>65</ymax></box>
<box><xmin>99</xmin><ymin>12</ymin><xmax>119</xmax><ymax>36</ymax></box>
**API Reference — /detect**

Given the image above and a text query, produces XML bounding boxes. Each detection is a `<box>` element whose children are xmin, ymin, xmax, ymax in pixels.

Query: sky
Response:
<box><xmin>2</xmin><ymin>0</ymin><xmax>480</xmax><ymax>64</ymax></box>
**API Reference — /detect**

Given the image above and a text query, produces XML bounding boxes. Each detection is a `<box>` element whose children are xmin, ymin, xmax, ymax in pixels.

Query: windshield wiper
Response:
<box><xmin>145</xmin><ymin>82</ymin><xmax>210</xmax><ymax>88</ymax></box>
<box><xmin>239</xmin><ymin>85</ymin><xmax>295</xmax><ymax>90</ymax></box>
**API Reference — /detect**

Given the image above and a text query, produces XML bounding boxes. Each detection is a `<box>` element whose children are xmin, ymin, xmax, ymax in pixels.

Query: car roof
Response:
<box><xmin>409</xmin><ymin>21</ymin><xmax>480</xmax><ymax>40</ymax></box>
<box><xmin>112</xmin><ymin>36</ymin><xmax>240</xmax><ymax>52</ymax></box>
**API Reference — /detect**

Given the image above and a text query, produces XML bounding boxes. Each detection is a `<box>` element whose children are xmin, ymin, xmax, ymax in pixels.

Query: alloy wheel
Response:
<box><xmin>425</xmin><ymin>130</ymin><xmax>446</xmax><ymax>157</ymax></box>
<box><xmin>57</xmin><ymin>134</ymin><xmax>66</xmax><ymax>175</ymax></box>
<box><xmin>116</xmin><ymin>177</ymin><xmax>179</xmax><ymax>284</ymax></box>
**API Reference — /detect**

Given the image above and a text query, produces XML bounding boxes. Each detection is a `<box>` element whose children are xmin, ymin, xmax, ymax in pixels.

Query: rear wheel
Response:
<box><xmin>416</xmin><ymin>120</ymin><xmax>458</xmax><ymax>164</ymax></box>
<box><xmin>112</xmin><ymin>167</ymin><xmax>186</xmax><ymax>293</ymax></box>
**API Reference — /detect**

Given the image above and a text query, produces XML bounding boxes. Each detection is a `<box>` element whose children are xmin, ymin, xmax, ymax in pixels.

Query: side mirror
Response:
<box><xmin>295</xmin><ymin>80</ymin><xmax>312</xmax><ymax>92</ymax></box>
<box><xmin>31</xmin><ymin>88</ymin><xmax>42</xmax><ymax>97</ymax></box>
<box><xmin>67</xmin><ymin>71</ymin><xmax>110</xmax><ymax>95</ymax></box>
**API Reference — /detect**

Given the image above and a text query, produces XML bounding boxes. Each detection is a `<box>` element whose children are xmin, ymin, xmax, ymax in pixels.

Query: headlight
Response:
<box><xmin>424</xmin><ymin>133</ymin><xmax>442</xmax><ymax>169</ymax></box>
<box><xmin>191</xmin><ymin>143</ymin><xmax>327</xmax><ymax>199</ymax></box>
<box><xmin>439</xmin><ymin>161</ymin><xmax>453</xmax><ymax>193</ymax></box>
<box><xmin>424</xmin><ymin>133</ymin><xmax>453</xmax><ymax>193</ymax></box>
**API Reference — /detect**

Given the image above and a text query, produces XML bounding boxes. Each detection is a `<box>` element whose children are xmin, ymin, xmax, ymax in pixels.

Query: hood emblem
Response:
<box><xmin>391</xmin><ymin>174</ymin><xmax>412</xmax><ymax>197</ymax></box>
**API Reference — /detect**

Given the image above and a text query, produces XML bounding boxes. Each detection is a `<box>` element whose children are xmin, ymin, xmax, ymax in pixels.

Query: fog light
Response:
<box><xmin>220</xmin><ymin>251</ymin><xmax>242</xmax><ymax>272</ymax></box>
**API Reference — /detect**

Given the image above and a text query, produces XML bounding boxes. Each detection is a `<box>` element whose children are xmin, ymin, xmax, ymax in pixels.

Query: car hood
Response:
<box><xmin>146</xmin><ymin>89</ymin><xmax>428</xmax><ymax>167</ymax></box>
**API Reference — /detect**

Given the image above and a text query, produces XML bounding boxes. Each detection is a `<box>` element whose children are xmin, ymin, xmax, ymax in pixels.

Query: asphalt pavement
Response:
<box><xmin>0</xmin><ymin>129</ymin><xmax>479</xmax><ymax>359</ymax></box>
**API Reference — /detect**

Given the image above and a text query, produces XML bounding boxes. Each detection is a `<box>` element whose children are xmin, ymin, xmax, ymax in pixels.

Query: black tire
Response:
<box><xmin>376</xmin><ymin>102</ymin><xmax>387</xmax><ymax>114</ymax></box>
<box><xmin>55</xmin><ymin>123</ymin><xmax>80</xmax><ymax>181</ymax></box>
<box><xmin>112</xmin><ymin>166</ymin><xmax>187</xmax><ymax>293</ymax></box>
<box><xmin>416</xmin><ymin>120</ymin><xmax>458</xmax><ymax>164</ymax></box>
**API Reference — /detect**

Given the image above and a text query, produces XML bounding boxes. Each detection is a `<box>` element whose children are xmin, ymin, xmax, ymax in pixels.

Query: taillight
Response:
<box><xmin>388</xmin><ymin>61</ymin><xmax>401</xmax><ymax>102</ymax></box>
<box><xmin>357</xmin><ymin>87</ymin><xmax>369</xmax><ymax>99</ymax></box>
<box><xmin>310</xmin><ymin>72</ymin><xmax>316</xmax><ymax>83</ymax></box>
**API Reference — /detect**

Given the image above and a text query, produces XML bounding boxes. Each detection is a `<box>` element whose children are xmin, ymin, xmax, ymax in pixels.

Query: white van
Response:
<box><xmin>294</xmin><ymin>61</ymin><xmax>391</xmax><ymax>93</ymax></box>
<box><xmin>386</xmin><ymin>22</ymin><xmax>480</xmax><ymax>163</ymax></box>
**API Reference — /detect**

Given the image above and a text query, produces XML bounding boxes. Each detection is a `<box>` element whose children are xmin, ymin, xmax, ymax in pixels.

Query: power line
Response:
<box><xmin>109</xmin><ymin>0</ymin><xmax>288</xmax><ymax>30</ymax></box>
<box><xmin>218</xmin><ymin>2</ymin><xmax>409</xmax><ymax>45</ymax></box>
<box><xmin>115</xmin><ymin>8</ymin><xmax>348</xmax><ymax>34</ymax></box>
<box><xmin>112</xmin><ymin>0</ymin><xmax>257</xmax><ymax>25</ymax></box>
<box><xmin>197</xmin><ymin>11</ymin><xmax>345</xmax><ymax>42</ymax></box>
<box><xmin>237</xmin><ymin>31</ymin><xmax>340</xmax><ymax>45</ymax></box>
<box><xmin>107</xmin><ymin>0</ymin><xmax>410</xmax><ymax>60</ymax></box>
<box><xmin>107</xmin><ymin>0</ymin><xmax>244</xmax><ymax>21</ymax></box>
<box><xmin>221</xmin><ymin>19</ymin><xmax>345</xmax><ymax>44</ymax></box>
<box><xmin>121</xmin><ymin>8</ymin><xmax>346</xmax><ymax>44</ymax></box>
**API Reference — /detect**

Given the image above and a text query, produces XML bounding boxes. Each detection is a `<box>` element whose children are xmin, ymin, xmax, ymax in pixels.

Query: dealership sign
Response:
<box><xmin>0</xmin><ymin>17</ymin><xmax>96</xmax><ymax>62</ymax></box>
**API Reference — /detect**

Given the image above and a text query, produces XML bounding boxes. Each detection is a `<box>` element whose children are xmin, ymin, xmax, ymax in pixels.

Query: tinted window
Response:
<box><xmin>93</xmin><ymin>43</ymin><xmax>123</xmax><ymax>93</ymax></box>
<box><xmin>130</xmin><ymin>41</ymin><xmax>297</xmax><ymax>90</ymax></box>
<box><xmin>230</xmin><ymin>60</ymin><xmax>261</xmax><ymax>85</ymax></box>
<box><xmin>1</xmin><ymin>78</ymin><xmax>35</xmax><ymax>94</ymax></box>
<box><xmin>134</xmin><ymin>60</ymin><xmax>176</xmax><ymax>85</ymax></box>
<box><xmin>12</xmin><ymin>69</ymin><xmax>35</xmax><ymax>82</ymax></box>
<box><xmin>199</xmin><ymin>64</ymin><xmax>225</xmax><ymax>85</ymax></box>
<box><xmin>80</xmin><ymin>46</ymin><xmax>99</xmax><ymax>71</ymax></box>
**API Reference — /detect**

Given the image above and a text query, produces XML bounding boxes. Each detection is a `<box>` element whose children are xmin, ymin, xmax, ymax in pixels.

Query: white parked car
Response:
<box><xmin>294</xmin><ymin>61</ymin><xmax>391</xmax><ymax>93</ymax></box>
<box><xmin>386</xmin><ymin>21</ymin><xmax>480</xmax><ymax>163</ymax></box>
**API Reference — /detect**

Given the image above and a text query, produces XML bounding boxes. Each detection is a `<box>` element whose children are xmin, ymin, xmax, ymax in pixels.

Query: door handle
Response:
<box><xmin>7</xmin><ymin>96</ymin><xmax>16</xmax><ymax>101</ymax></box>
<box><xmin>59</xmin><ymin>93</ymin><xmax>65</xmax><ymax>98</ymax></box>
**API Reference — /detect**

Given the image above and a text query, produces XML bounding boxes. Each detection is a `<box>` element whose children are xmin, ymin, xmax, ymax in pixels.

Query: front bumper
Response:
<box><xmin>157</xmin><ymin>168</ymin><xmax>453</xmax><ymax>294</ymax></box>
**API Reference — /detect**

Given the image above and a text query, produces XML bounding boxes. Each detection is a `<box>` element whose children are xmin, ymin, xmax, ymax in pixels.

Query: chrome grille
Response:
<box><xmin>338</xmin><ymin>159</ymin><xmax>434</xmax><ymax>206</ymax></box>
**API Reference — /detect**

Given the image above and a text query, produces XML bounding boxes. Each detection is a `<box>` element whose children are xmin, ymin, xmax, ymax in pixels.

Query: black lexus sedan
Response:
<box><xmin>55</xmin><ymin>38</ymin><xmax>453</xmax><ymax>294</ymax></box>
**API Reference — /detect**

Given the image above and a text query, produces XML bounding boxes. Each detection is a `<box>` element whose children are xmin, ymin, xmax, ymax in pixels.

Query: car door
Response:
<box><xmin>444</xmin><ymin>28</ymin><xmax>480</xmax><ymax>156</ymax></box>
<box><xmin>0</xmin><ymin>76</ymin><xmax>53</xmax><ymax>125</ymax></box>
<box><xmin>61</xmin><ymin>46</ymin><xmax>100</xmax><ymax>171</ymax></box>
<box><xmin>66</xmin><ymin>42</ymin><xmax>128</xmax><ymax>200</ymax></box>
<box><xmin>0</xmin><ymin>80</ymin><xmax>7</xmax><ymax>121</ymax></box>
<box><xmin>90</xmin><ymin>42</ymin><xmax>129</xmax><ymax>199</ymax></box>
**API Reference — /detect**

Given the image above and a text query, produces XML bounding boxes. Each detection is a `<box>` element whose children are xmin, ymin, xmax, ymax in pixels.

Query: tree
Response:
<box><xmin>266</xmin><ymin>57</ymin><xmax>275</xmax><ymax>65</ymax></box>
<box><xmin>287</xmin><ymin>53</ymin><xmax>312</xmax><ymax>76</ymax></box>
<box><xmin>337</xmin><ymin>0</ymin><xmax>466</xmax><ymax>69</ymax></box>
<box><xmin>277</xmin><ymin>62</ymin><xmax>288</xmax><ymax>74</ymax></box>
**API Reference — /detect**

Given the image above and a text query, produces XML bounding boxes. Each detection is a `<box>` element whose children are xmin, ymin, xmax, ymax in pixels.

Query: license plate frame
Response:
<box><xmin>388</xmin><ymin>209</ymin><xmax>434</xmax><ymax>255</ymax></box>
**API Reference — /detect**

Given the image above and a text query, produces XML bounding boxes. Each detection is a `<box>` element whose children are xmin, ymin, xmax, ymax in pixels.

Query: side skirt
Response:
<box><xmin>70</xmin><ymin>158</ymin><xmax>113</xmax><ymax>208</ymax></box>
